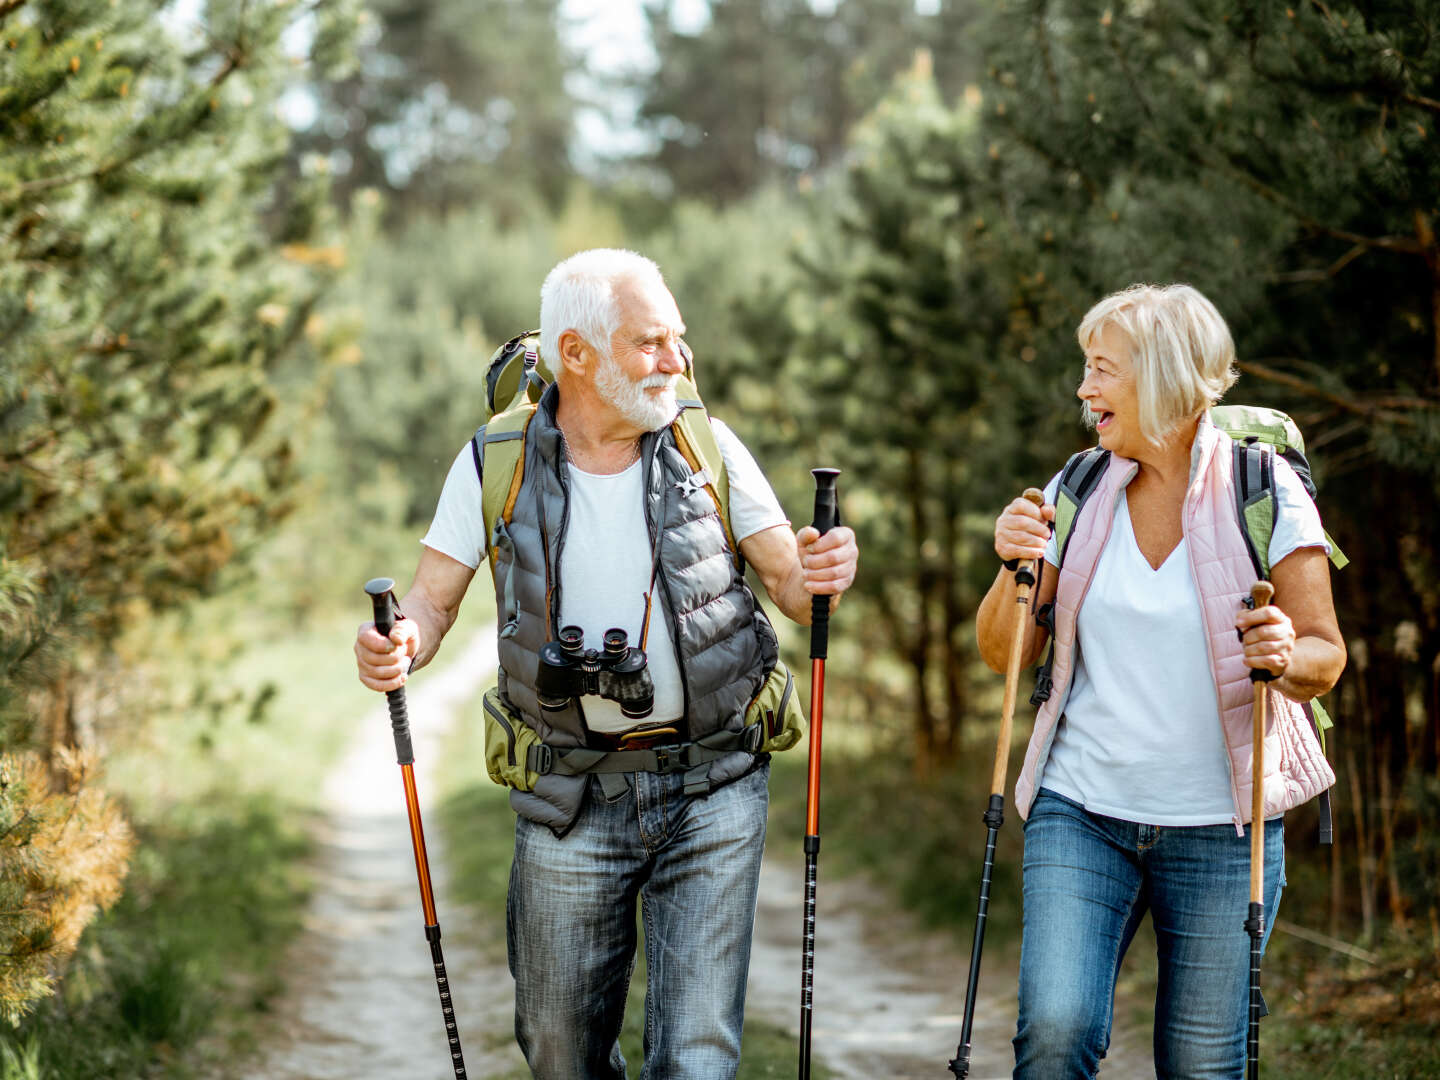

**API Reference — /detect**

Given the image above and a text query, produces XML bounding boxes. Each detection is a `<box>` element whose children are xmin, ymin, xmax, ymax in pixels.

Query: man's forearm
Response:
<box><xmin>401</xmin><ymin>589</ymin><xmax>458</xmax><ymax>673</ymax></box>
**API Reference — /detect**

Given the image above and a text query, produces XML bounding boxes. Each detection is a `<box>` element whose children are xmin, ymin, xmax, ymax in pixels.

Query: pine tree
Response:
<box><xmin>752</xmin><ymin>0</ymin><xmax>1440</xmax><ymax>928</ymax></box>
<box><xmin>292</xmin><ymin>0</ymin><xmax>577</xmax><ymax>220</ymax></box>
<box><xmin>636</xmin><ymin>0</ymin><xmax>977</xmax><ymax>202</ymax></box>
<box><xmin>0</xmin><ymin>0</ymin><xmax>360</xmax><ymax>1020</ymax></box>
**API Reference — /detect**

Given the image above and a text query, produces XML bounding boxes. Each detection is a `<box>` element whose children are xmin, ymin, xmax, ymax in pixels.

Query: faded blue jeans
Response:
<box><xmin>1015</xmin><ymin>789</ymin><xmax>1285</xmax><ymax>1080</ymax></box>
<box><xmin>507</xmin><ymin>761</ymin><xmax>770</xmax><ymax>1080</ymax></box>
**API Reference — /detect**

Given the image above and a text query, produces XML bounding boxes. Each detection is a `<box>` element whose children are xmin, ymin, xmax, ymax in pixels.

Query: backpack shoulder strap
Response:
<box><xmin>1053</xmin><ymin>448</ymin><xmax>1111</xmax><ymax>569</ymax></box>
<box><xmin>474</xmin><ymin>402</ymin><xmax>537</xmax><ymax>570</ymax></box>
<box><xmin>1232</xmin><ymin>440</ymin><xmax>1277</xmax><ymax>581</ymax></box>
<box><xmin>669</xmin><ymin>376</ymin><xmax>736</xmax><ymax>556</ymax></box>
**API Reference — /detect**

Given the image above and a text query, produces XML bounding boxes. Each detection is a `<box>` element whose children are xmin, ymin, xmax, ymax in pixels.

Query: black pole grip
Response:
<box><xmin>364</xmin><ymin>577</ymin><xmax>414</xmax><ymax>766</ymax></box>
<box><xmin>809</xmin><ymin>468</ymin><xmax>840</xmax><ymax>660</ymax></box>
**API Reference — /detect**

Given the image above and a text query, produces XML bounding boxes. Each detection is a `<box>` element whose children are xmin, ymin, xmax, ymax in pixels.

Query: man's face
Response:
<box><xmin>593</xmin><ymin>276</ymin><xmax>686</xmax><ymax>431</ymax></box>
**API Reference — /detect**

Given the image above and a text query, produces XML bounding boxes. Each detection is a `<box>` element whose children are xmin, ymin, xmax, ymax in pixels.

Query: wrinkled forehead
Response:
<box><xmin>612</xmin><ymin>275</ymin><xmax>683</xmax><ymax>335</ymax></box>
<box><xmin>1082</xmin><ymin>319</ymin><xmax>1134</xmax><ymax>362</ymax></box>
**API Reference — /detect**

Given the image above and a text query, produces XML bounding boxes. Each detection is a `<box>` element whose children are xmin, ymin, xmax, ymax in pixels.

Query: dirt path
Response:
<box><xmin>220</xmin><ymin>634</ymin><xmax>1147</xmax><ymax>1079</ymax></box>
<box><xmin>215</xmin><ymin>628</ymin><xmax>526</xmax><ymax>1080</ymax></box>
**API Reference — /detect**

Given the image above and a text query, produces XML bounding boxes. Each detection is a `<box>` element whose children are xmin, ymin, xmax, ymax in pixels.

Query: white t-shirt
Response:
<box><xmin>1038</xmin><ymin>454</ymin><xmax>1330</xmax><ymax>826</ymax></box>
<box><xmin>421</xmin><ymin>418</ymin><xmax>789</xmax><ymax>733</ymax></box>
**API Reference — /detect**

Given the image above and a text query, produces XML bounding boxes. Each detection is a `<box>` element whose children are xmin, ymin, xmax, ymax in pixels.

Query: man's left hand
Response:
<box><xmin>796</xmin><ymin>524</ymin><xmax>858</xmax><ymax>597</ymax></box>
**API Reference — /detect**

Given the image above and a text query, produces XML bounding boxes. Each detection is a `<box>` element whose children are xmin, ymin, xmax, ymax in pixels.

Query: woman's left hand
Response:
<box><xmin>1235</xmin><ymin>601</ymin><xmax>1295</xmax><ymax>678</ymax></box>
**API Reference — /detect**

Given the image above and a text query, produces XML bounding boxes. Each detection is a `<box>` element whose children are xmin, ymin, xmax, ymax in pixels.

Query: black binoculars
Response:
<box><xmin>535</xmin><ymin>625</ymin><xmax>655</xmax><ymax>719</ymax></box>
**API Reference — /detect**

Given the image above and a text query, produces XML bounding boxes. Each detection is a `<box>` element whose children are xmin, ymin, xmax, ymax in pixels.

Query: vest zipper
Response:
<box><xmin>646</xmin><ymin>438</ymin><xmax>694</xmax><ymax>725</ymax></box>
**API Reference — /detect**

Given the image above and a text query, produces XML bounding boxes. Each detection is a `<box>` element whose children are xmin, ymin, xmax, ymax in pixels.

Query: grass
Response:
<box><xmin>434</xmin><ymin>705</ymin><xmax>834</xmax><ymax>1079</ymax></box>
<box><xmin>0</xmin><ymin>799</ymin><xmax>310</xmax><ymax>1079</ymax></box>
<box><xmin>1</xmin><ymin>498</ymin><xmax>419</xmax><ymax>1079</ymax></box>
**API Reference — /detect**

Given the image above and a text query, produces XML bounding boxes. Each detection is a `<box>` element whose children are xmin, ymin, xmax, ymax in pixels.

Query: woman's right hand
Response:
<box><xmin>994</xmin><ymin>495</ymin><xmax>1056</xmax><ymax>564</ymax></box>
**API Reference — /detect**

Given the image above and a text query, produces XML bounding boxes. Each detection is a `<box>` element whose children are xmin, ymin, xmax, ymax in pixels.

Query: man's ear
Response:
<box><xmin>557</xmin><ymin>328</ymin><xmax>593</xmax><ymax>380</ymax></box>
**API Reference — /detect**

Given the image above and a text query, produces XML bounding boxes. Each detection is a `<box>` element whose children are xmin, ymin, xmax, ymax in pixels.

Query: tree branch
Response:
<box><xmin>1269</xmin><ymin>242</ymin><xmax>1368</xmax><ymax>283</ymax></box>
<box><xmin>1401</xmin><ymin>91</ymin><xmax>1440</xmax><ymax>116</ymax></box>
<box><xmin>0</xmin><ymin>0</ymin><xmax>29</xmax><ymax>21</ymax></box>
<box><xmin>1238</xmin><ymin>359</ymin><xmax>1438</xmax><ymax>425</ymax></box>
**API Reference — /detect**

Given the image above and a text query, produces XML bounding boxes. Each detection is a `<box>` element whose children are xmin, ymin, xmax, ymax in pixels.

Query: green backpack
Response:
<box><xmin>468</xmin><ymin>330</ymin><xmax>736</xmax><ymax>563</ymax></box>
<box><xmin>467</xmin><ymin>330</ymin><xmax>806</xmax><ymax>768</ymax></box>
<box><xmin>1034</xmin><ymin>404</ymin><xmax>1345</xmax><ymax>840</ymax></box>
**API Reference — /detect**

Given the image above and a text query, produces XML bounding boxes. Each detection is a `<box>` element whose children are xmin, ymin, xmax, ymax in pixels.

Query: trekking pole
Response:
<box><xmin>798</xmin><ymin>467</ymin><xmax>840</xmax><ymax>1080</ymax></box>
<box><xmin>1245</xmin><ymin>579</ymin><xmax>1275</xmax><ymax>1080</ymax></box>
<box><xmin>949</xmin><ymin>487</ymin><xmax>1046</xmax><ymax>1079</ymax></box>
<box><xmin>364</xmin><ymin>577</ymin><xmax>467</xmax><ymax>1080</ymax></box>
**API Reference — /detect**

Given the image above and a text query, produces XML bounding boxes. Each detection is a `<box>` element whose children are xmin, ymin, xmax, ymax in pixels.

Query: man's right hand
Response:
<box><xmin>355</xmin><ymin>618</ymin><xmax>420</xmax><ymax>692</ymax></box>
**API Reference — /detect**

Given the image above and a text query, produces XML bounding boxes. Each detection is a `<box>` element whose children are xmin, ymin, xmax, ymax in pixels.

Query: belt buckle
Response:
<box><xmin>618</xmin><ymin>725</ymin><xmax>679</xmax><ymax>751</ymax></box>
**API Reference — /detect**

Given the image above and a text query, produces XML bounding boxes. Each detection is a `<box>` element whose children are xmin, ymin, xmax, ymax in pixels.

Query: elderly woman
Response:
<box><xmin>976</xmin><ymin>284</ymin><xmax>1345</xmax><ymax>1078</ymax></box>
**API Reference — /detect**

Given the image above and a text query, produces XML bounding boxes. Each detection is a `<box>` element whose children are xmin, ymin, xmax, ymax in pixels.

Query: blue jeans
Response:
<box><xmin>507</xmin><ymin>761</ymin><xmax>770</xmax><ymax>1080</ymax></box>
<box><xmin>1015</xmin><ymin>789</ymin><xmax>1285</xmax><ymax>1080</ymax></box>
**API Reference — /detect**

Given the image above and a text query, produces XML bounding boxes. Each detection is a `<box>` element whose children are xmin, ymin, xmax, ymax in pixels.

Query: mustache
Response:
<box><xmin>640</xmin><ymin>374</ymin><xmax>677</xmax><ymax>390</ymax></box>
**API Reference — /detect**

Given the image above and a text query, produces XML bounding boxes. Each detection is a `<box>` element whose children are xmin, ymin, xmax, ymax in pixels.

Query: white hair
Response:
<box><xmin>1077</xmin><ymin>283</ymin><xmax>1239</xmax><ymax>442</ymax></box>
<box><xmin>539</xmin><ymin>249</ymin><xmax>665</xmax><ymax>380</ymax></box>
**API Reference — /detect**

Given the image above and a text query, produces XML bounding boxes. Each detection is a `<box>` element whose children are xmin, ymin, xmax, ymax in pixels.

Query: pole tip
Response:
<box><xmin>365</xmin><ymin>576</ymin><xmax>396</xmax><ymax>598</ymax></box>
<box><xmin>1250</xmin><ymin>580</ymin><xmax>1274</xmax><ymax>607</ymax></box>
<box><xmin>1022</xmin><ymin>487</ymin><xmax>1044</xmax><ymax>506</ymax></box>
<box><xmin>811</xmin><ymin>467</ymin><xmax>841</xmax><ymax>489</ymax></box>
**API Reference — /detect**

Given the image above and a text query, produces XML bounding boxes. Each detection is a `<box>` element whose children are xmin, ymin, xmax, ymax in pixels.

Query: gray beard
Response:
<box><xmin>595</xmin><ymin>351</ymin><xmax>679</xmax><ymax>431</ymax></box>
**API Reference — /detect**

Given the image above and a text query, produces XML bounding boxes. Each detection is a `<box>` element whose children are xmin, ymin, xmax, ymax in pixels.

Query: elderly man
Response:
<box><xmin>354</xmin><ymin>248</ymin><xmax>859</xmax><ymax>1079</ymax></box>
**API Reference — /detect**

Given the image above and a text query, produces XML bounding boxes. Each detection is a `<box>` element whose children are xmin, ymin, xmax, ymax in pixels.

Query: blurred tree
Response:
<box><xmin>751</xmin><ymin>0</ymin><xmax>1439</xmax><ymax>929</ymax></box>
<box><xmin>292</xmin><ymin>0</ymin><xmax>577</xmax><ymax>220</ymax></box>
<box><xmin>721</xmin><ymin>58</ymin><xmax>1064</xmax><ymax>766</ymax></box>
<box><xmin>0</xmin><ymin>0</ymin><xmax>360</xmax><ymax>1019</ymax></box>
<box><xmin>322</xmin><ymin>186</ymin><xmax>635</xmax><ymax>526</ymax></box>
<box><xmin>977</xmin><ymin>0</ymin><xmax>1440</xmax><ymax>938</ymax></box>
<box><xmin>635</xmin><ymin>0</ymin><xmax>978</xmax><ymax>202</ymax></box>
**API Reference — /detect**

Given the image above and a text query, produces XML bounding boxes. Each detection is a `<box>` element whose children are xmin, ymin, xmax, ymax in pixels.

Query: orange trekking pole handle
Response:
<box><xmin>951</xmin><ymin>487</ymin><xmax>1045</xmax><ymax>1078</ymax></box>
<box><xmin>798</xmin><ymin>467</ymin><xmax>840</xmax><ymax>1080</ymax></box>
<box><xmin>1244</xmin><ymin>579</ymin><xmax>1275</xmax><ymax>1080</ymax></box>
<box><xmin>365</xmin><ymin>578</ymin><xmax>467</xmax><ymax>1080</ymax></box>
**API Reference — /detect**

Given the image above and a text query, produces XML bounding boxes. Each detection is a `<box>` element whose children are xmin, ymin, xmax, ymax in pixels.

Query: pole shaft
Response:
<box><xmin>799</xmin><ymin>468</ymin><xmax>838</xmax><ymax>1080</ymax></box>
<box><xmin>991</xmin><ymin>570</ymin><xmax>1033</xmax><ymax>796</ymax></box>
<box><xmin>363</xmin><ymin>578</ymin><xmax>467</xmax><ymax>1080</ymax></box>
<box><xmin>402</xmin><ymin>763</ymin><xmax>439</xmax><ymax>926</ymax></box>
<box><xmin>1245</xmin><ymin>579</ymin><xmax>1273</xmax><ymax>1080</ymax></box>
<box><xmin>951</xmin><ymin>488</ymin><xmax>1044</xmax><ymax>1077</ymax></box>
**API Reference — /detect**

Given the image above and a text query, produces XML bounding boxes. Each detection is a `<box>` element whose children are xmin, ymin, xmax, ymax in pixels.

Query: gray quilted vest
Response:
<box><xmin>488</xmin><ymin>385</ymin><xmax>774</xmax><ymax>833</ymax></box>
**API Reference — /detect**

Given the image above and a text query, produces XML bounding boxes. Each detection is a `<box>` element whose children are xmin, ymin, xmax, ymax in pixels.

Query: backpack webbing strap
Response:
<box><xmin>1030</xmin><ymin>448</ymin><xmax>1109</xmax><ymax>707</ymax></box>
<box><xmin>1052</xmin><ymin>448</ymin><xmax>1111</xmax><ymax>569</ymax></box>
<box><xmin>671</xmin><ymin>377</ymin><xmax>736</xmax><ymax>556</ymax></box>
<box><xmin>1305</xmin><ymin>698</ymin><xmax>1334</xmax><ymax>844</ymax></box>
<box><xmin>1233</xmin><ymin>441</ymin><xmax>1277</xmax><ymax>581</ymax></box>
<box><xmin>475</xmin><ymin>404</ymin><xmax>537</xmax><ymax>571</ymax></box>
<box><xmin>526</xmin><ymin>726</ymin><xmax>761</xmax><ymax>788</ymax></box>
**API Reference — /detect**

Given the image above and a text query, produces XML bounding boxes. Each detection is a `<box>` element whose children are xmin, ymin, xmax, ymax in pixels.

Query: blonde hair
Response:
<box><xmin>1077</xmin><ymin>284</ymin><xmax>1238</xmax><ymax>442</ymax></box>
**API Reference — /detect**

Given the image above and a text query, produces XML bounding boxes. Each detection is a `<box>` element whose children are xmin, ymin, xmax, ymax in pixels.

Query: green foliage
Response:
<box><xmin>323</xmin><ymin>187</ymin><xmax>632</xmax><ymax>524</ymax></box>
<box><xmin>294</xmin><ymin>0</ymin><xmax>577</xmax><ymax>220</ymax></box>
<box><xmin>0</xmin><ymin>0</ymin><xmax>360</xmax><ymax>1020</ymax></box>
<box><xmin>0</xmin><ymin>800</ymin><xmax>309</xmax><ymax>1077</ymax></box>
<box><xmin>635</xmin><ymin>0</ymin><xmax>978</xmax><ymax>204</ymax></box>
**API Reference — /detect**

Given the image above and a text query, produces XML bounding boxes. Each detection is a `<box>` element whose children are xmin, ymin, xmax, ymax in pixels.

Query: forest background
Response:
<box><xmin>2</xmin><ymin>0</ymin><xmax>1438</xmax><ymax>1076</ymax></box>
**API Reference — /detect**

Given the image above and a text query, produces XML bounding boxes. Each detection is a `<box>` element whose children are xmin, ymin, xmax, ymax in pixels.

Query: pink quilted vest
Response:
<box><xmin>1013</xmin><ymin>417</ymin><xmax>1336</xmax><ymax>832</ymax></box>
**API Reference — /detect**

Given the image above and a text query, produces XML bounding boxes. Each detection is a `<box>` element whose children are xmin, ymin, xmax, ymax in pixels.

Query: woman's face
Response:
<box><xmin>1077</xmin><ymin>323</ymin><xmax>1143</xmax><ymax>456</ymax></box>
